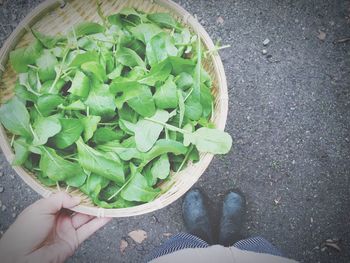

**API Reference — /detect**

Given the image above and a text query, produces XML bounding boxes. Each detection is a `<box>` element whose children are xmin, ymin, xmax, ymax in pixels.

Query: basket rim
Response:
<box><xmin>0</xmin><ymin>0</ymin><xmax>228</xmax><ymax>217</ymax></box>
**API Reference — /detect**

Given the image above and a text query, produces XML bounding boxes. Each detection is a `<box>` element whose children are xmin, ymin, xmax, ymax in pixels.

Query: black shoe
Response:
<box><xmin>182</xmin><ymin>188</ymin><xmax>214</xmax><ymax>244</ymax></box>
<box><xmin>218</xmin><ymin>190</ymin><xmax>246</xmax><ymax>246</ymax></box>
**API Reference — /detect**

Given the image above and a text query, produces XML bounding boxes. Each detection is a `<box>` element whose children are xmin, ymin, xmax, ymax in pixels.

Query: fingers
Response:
<box><xmin>76</xmin><ymin>217</ymin><xmax>112</xmax><ymax>245</ymax></box>
<box><xmin>71</xmin><ymin>213</ymin><xmax>93</xmax><ymax>229</ymax></box>
<box><xmin>35</xmin><ymin>192</ymin><xmax>81</xmax><ymax>214</ymax></box>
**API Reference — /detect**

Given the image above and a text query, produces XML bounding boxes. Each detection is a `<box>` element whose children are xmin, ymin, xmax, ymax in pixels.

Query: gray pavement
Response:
<box><xmin>0</xmin><ymin>0</ymin><xmax>350</xmax><ymax>262</ymax></box>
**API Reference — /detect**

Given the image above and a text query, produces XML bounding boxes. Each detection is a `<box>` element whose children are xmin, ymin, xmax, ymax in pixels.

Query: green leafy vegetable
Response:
<box><xmin>0</xmin><ymin>7</ymin><xmax>233</xmax><ymax>209</ymax></box>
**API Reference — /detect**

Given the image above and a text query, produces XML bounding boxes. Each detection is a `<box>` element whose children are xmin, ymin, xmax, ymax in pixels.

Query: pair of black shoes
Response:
<box><xmin>182</xmin><ymin>188</ymin><xmax>246</xmax><ymax>246</ymax></box>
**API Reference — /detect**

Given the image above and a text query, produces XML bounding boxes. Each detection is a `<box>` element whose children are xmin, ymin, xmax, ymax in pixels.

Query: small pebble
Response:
<box><xmin>263</xmin><ymin>38</ymin><xmax>270</xmax><ymax>46</ymax></box>
<box><xmin>262</xmin><ymin>49</ymin><xmax>267</xmax><ymax>55</ymax></box>
<box><xmin>1</xmin><ymin>205</ymin><xmax>6</xmax><ymax>212</ymax></box>
<box><xmin>0</xmin><ymin>171</ymin><xmax>3</xmax><ymax>177</ymax></box>
<box><xmin>12</xmin><ymin>213</ymin><xmax>16</xmax><ymax>218</ymax></box>
<box><xmin>9</xmin><ymin>174</ymin><xmax>15</xmax><ymax>179</ymax></box>
<box><xmin>0</xmin><ymin>186</ymin><xmax>4</xmax><ymax>193</ymax></box>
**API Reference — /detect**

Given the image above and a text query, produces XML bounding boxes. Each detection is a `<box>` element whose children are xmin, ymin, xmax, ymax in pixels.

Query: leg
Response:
<box><xmin>145</xmin><ymin>232</ymin><xmax>209</xmax><ymax>262</ymax></box>
<box><xmin>233</xmin><ymin>236</ymin><xmax>283</xmax><ymax>257</ymax></box>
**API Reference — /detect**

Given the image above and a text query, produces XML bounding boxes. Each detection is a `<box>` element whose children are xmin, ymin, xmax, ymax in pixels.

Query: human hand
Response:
<box><xmin>0</xmin><ymin>192</ymin><xmax>111</xmax><ymax>263</ymax></box>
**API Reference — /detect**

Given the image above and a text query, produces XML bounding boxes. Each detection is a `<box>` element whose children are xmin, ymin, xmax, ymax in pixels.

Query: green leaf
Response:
<box><xmin>127</xmin><ymin>86</ymin><xmax>156</xmax><ymax>117</ymax></box>
<box><xmin>185</xmin><ymin>93</ymin><xmax>203</xmax><ymax>121</ymax></box>
<box><xmin>97</xmin><ymin>140</ymin><xmax>143</xmax><ymax>161</ymax></box>
<box><xmin>146</xmin><ymin>32</ymin><xmax>178</xmax><ymax>66</ymax></box>
<box><xmin>68</xmin><ymin>22</ymin><xmax>105</xmax><ymax>38</ymax></box>
<box><xmin>12</xmin><ymin>138</ymin><xmax>30</xmax><ymax>166</ymax></box>
<box><xmin>65</xmin><ymin>172</ymin><xmax>87</xmax><ymax>188</ymax></box>
<box><xmin>121</xmin><ymin>168</ymin><xmax>160</xmax><ymax>202</ymax></box>
<box><xmin>35</xmin><ymin>49</ymin><xmax>58</xmax><ymax>82</ymax></box>
<box><xmin>148</xmin><ymin>13</ymin><xmax>179</xmax><ymax>29</ymax></box>
<box><xmin>0</xmin><ymin>96</ymin><xmax>32</xmax><ymax>138</ymax></box>
<box><xmin>32</xmin><ymin>115</ymin><xmax>62</xmax><ymax>146</ymax></box>
<box><xmin>183</xmin><ymin>127</ymin><xmax>232</xmax><ymax>154</ymax></box>
<box><xmin>115</xmin><ymin>47</ymin><xmax>145</xmax><ymax>69</ymax></box>
<box><xmin>58</xmin><ymin>100</ymin><xmax>86</xmax><ymax>111</ymax></box>
<box><xmin>200</xmin><ymin>84</ymin><xmax>213</xmax><ymax>118</ymax></box>
<box><xmin>15</xmin><ymin>83</ymin><xmax>38</xmax><ymax>102</ymax></box>
<box><xmin>76</xmin><ymin>137</ymin><xmax>125</xmax><ymax>184</ymax></box>
<box><xmin>9</xmin><ymin>40</ymin><xmax>43</xmax><ymax>73</ymax></box>
<box><xmin>141</xmin><ymin>139</ymin><xmax>187</xmax><ymax>165</ymax></box>
<box><xmin>92</xmin><ymin>127</ymin><xmax>124</xmax><ymax>144</ymax></box>
<box><xmin>175</xmin><ymin>72</ymin><xmax>193</xmax><ymax>90</ymax></box>
<box><xmin>135</xmin><ymin>110</ymin><xmax>170</xmax><ymax>152</ymax></box>
<box><xmin>177</xmin><ymin>89</ymin><xmax>185</xmax><ymax>128</ymax></box>
<box><xmin>119</xmin><ymin>119</ymin><xmax>136</xmax><ymax>135</ymax></box>
<box><xmin>39</xmin><ymin>146</ymin><xmax>85</xmax><ymax>181</ymax></box>
<box><xmin>81</xmin><ymin>115</ymin><xmax>101</xmax><ymax>141</ymax></box>
<box><xmin>68</xmin><ymin>50</ymin><xmax>99</xmax><ymax>68</ymax></box>
<box><xmin>151</xmin><ymin>154</ymin><xmax>170</xmax><ymax>181</ymax></box>
<box><xmin>85</xmin><ymin>84</ymin><xmax>116</xmax><ymax>119</ymax></box>
<box><xmin>130</xmin><ymin>23</ymin><xmax>162</xmax><ymax>44</ymax></box>
<box><xmin>138</xmin><ymin>59</ymin><xmax>172</xmax><ymax>86</ymax></box>
<box><xmin>68</xmin><ymin>71</ymin><xmax>90</xmax><ymax>98</ymax></box>
<box><xmin>52</xmin><ymin>118</ymin><xmax>84</xmax><ymax>149</ymax></box>
<box><xmin>81</xmin><ymin>61</ymin><xmax>107</xmax><ymax>83</ymax></box>
<box><xmin>37</xmin><ymin>94</ymin><xmax>64</xmax><ymax>116</ymax></box>
<box><xmin>154</xmin><ymin>76</ymin><xmax>178</xmax><ymax>109</ymax></box>
<box><xmin>168</xmin><ymin>56</ymin><xmax>195</xmax><ymax>75</ymax></box>
<box><xmin>41</xmin><ymin>79</ymin><xmax>65</xmax><ymax>94</ymax></box>
<box><xmin>32</xmin><ymin>29</ymin><xmax>65</xmax><ymax>49</ymax></box>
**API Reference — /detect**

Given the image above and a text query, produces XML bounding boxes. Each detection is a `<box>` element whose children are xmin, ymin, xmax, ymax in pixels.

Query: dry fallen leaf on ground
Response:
<box><xmin>128</xmin><ymin>230</ymin><xmax>148</xmax><ymax>244</ymax></box>
<box><xmin>119</xmin><ymin>239</ymin><xmax>128</xmax><ymax>254</ymax></box>
<box><xmin>317</xmin><ymin>30</ymin><xmax>326</xmax><ymax>41</ymax></box>
<box><xmin>216</xmin><ymin>16</ymin><xmax>224</xmax><ymax>25</ymax></box>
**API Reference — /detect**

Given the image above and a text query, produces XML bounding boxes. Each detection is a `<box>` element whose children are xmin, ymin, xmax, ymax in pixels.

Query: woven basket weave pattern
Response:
<box><xmin>0</xmin><ymin>0</ymin><xmax>228</xmax><ymax>217</ymax></box>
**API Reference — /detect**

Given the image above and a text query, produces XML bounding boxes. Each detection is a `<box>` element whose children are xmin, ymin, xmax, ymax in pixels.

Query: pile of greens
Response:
<box><xmin>0</xmin><ymin>8</ymin><xmax>232</xmax><ymax>208</ymax></box>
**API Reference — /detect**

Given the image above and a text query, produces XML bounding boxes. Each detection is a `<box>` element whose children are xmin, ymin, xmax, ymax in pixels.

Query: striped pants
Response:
<box><xmin>146</xmin><ymin>233</ymin><xmax>283</xmax><ymax>262</ymax></box>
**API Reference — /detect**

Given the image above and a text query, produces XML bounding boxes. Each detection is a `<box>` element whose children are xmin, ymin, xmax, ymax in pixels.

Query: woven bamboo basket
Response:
<box><xmin>0</xmin><ymin>0</ymin><xmax>228</xmax><ymax>217</ymax></box>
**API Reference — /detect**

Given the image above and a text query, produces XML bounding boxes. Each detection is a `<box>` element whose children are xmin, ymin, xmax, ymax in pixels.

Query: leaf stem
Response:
<box><xmin>144</xmin><ymin>117</ymin><xmax>190</xmax><ymax>134</ymax></box>
<box><xmin>107</xmin><ymin>174</ymin><xmax>134</xmax><ymax>201</ymax></box>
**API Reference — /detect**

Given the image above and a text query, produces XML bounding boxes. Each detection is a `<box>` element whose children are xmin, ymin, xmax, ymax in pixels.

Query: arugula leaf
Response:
<box><xmin>151</xmin><ymin>154</ymin><xmax>170</xmax><ymax>181</ymax></box>
<box><xmin>35</xmin><ymin>49</ymin><xmax>58</xmax><ymax>82</ymax></box>
<box><xmin>115</xmin><ymin>47</ymin><xmax>145</xmax><ymax>69</ymax></box>
<box><xmin>183</xmin><ymin>127</ymin><xmax>232</xmax><ymax>154</ymax></box>
<box><xmin>141</xmin><ymin>139</ymin><xmax>187</xmax><ymax>165</ymax></box>
<box><xmin>146</xmin><ymin>32</ymin><xmax>178</xmax><ymax>66</ymax></box>
<box><xmin>68</xmin><ymin>50</ymin><xmax>99</xmax><ymax>68</ymax></box>
<box><xmin>130</xmin><ymin>23</ymin><xmax>162</xmax><ymax>44</ymax></box>
<box><xmin>135</xmin><ymin>110</ymin><xmax>170</xmax><ymax>152</ymax></box>
<box><xmin>68</xmin><ymin>70</ymin><xmax>90</xmax><ymax>98</ymax></box>
<box><xmin>85</xmin><ymin>84</ymin><xmax>116</xmax><ymax>118</ymax></box>
<box><xmin>81</xmin><ymin>115</ymin><xmax>101</xmax><ymax>141</ymax></box>
<box><xmin>39</xmin><ymin>146</ymin><xmax>85</xmax><ymax>181</ymax></box>
<box><xmin>148</xmin><ymin>13</ymin><xmax>180</xmax><ymax>30</ymax></box>
<box><xmin>9</xmin><ymin>40</ymin><xmax>43</xmax><ymax>73</ymax></box>
<box><xmin>92</xmin><ymin>127</ymin><xmax>124</xmax><ymax>144</ymax></box>
<box><xmin>127</xmin><ymin>86</ymin><xmax>156</xmax><ymax>117</ymax></box>
<box><xmin>32</xmin><ymin>29</ymin><xmax>65</xmax><ymax>49</ymax></box>
<box><xmin>76</xmin><ymin>137</ymin><xmax>125</xmax><ymax>184</ymax></box>
<box><xmin>52</xmin><ymin>118</ymin><xmax>84</xmax><ymax>149</ymax></box>
<box><xmin>68</xmin><ymin>22</ymin><xmax>105</xmax><ymax>38</ymax></box>
<box><xmin>121</xmin><ymin>167</ymin><xmax>160</xmax><ymax>202</ymax></box>
<box><xmin>177</xmin><ymin>89</ymin><xmax>185</xmax><ymax>128</ymax></box>
<box><xmin>12</xmin><ymin>138</ymin><xmax>30</xmax><ymax>166</ymax></box>
<box><xmin>37</xmin><ymin>94</ymin><xmax>64</xmax><ymax>116</ymax></box>
<box><xmin>154</xmin><ymin>76</ymin><xmax>178</xmax><ymax>109</ymax></box>
<box><xmin>175</xmin><ymin>72</ymin><xmax>193</xmax><ymax>90</ymax></box>
<box><xmin>32</xmin><ymin>115</ymin><xmax>62</xmax><ymax>146</ymax></box>
<box><xmin>81</xmin><ymin>61</ymin><xmax>107</xmax><ymax>83</ymax></box>
<box><xmin>138</xmin><ymin>58</ymin><xmax>172</xmax><ymax>86</ymax></box>
<box><xmin>0</xmin><ymin>96</ymin><xmax>32</xmax><ymax>138</ymax></box>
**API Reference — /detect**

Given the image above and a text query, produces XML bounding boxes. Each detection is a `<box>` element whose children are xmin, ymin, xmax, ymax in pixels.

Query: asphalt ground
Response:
<box><xmin>0</xmin><ymin>0</ymin><xmax>349</xmax><ymax>262</ymax></box>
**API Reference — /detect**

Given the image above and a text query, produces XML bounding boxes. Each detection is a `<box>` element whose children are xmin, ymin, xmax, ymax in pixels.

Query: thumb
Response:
<box><xmin>34</xmin><ymin>192</ymin><xmax>81</xmax><ymax>214</ymax></box>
